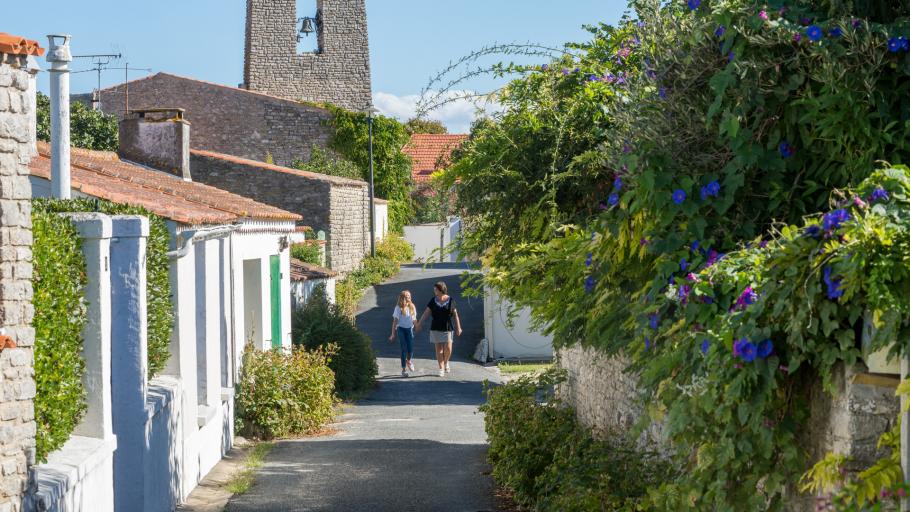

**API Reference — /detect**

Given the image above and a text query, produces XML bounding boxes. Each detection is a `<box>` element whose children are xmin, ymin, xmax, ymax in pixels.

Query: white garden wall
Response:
<box><xmin>483</xmin><ymin>286</ymin><xmax>554</xmax><ymax>360</ymax></box>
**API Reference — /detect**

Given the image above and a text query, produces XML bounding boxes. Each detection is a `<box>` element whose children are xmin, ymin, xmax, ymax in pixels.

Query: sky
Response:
<box><xmin>7</xmin><ymin>0</ymin><xmax>627</xmax><ymax>132</ymax></box>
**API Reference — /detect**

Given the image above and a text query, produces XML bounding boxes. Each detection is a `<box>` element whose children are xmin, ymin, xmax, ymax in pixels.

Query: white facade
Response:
<box><xmin>374</xmin><ymin>200</ymin><xmax>389</xmax><ymax>241</ymax></box>
<box><xmin>484</xmin><ymin>285</ymin><xmax>554</xmax><ymax>360</ymax></box>
<box><xmin>403</xmin><ymin>218</ymin><xmax>461</xmax><ymax>263</ymax></box>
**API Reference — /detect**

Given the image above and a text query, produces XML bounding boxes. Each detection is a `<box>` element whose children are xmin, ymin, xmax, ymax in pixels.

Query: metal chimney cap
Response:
<box><xmin>45</xmin><ymin>34</ymin><xmax>72</xmax><ymax>63</ymax></box>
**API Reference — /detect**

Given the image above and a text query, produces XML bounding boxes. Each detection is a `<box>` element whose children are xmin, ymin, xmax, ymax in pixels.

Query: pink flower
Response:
<box><xmin>759</xmin><ymin>10</ymin><xmax>769</xmax><ymax>20</ymax></box>
<box><xmin>852</xmin><ymin>196</ymin><xmax>867</xmax><ymax>208</ymax></box>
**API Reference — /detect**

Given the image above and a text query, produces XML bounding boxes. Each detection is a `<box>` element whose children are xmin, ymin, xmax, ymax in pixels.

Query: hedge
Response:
<box><xmin>32</xmin><ymin>206</ymin><xmax>88</xmax><ymax>462</ymax></box>
<box><xmin>34</xmin><ymin>199</ymin><xmax>174</xmax><ymax>377</ymax></box>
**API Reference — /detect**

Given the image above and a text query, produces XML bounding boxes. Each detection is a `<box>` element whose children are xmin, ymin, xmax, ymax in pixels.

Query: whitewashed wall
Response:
<box><xmin>403</xmin><ymin>218</ymin><xmax>461</xmax><ymax>263</ymax></box>
<box><xmin>291</xmin><ymin>278</ymin><xmax>337</xmax><ymax>310</ymax></box>
<box><xmin>483</xmin><ymin>286</ymin><xmax>554</xmax><ymax>360</ymax></box>
<box><xmin>374</xmin><ymin>202</ymin><xmax>388</xmax><ymax>242</ymax></box>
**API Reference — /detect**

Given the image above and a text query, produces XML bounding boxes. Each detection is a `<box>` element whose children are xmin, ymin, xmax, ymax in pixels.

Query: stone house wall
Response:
<box><xmin>189</xmin><ymin>151</ymin><xmax>369</xmax><ymax>273</ymax></box>
<box><xmin>0</xmin><ymin>52</ymin><xmax>37</xmax><ymax>511</ymax></box>
<box><xmin>558</xmin><ymin>346</ymin><xmax>900</xmax><ymax>510</ymax></box>
<box><xmin>89</xmin><ymin>73</ymin><xmax>335</xmax><ymax>167</ymax></box>
<box><xmin>243</xmin><ymin>0</ymin><xmax>372</xmax><ymax>111</ymax></box>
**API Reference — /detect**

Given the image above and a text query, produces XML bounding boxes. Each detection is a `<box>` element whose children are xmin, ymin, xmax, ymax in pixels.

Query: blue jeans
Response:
<box><xmin>397</xmin><ymin>326</ymin><xmax>414</xmax><ymax>368</ymax></box>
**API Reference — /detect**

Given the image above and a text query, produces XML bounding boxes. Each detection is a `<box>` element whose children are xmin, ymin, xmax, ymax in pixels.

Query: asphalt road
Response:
<box><xmin>226</xmin><ymin>263</ymin><xmax>502</xmax><ymax>512</ymax></box>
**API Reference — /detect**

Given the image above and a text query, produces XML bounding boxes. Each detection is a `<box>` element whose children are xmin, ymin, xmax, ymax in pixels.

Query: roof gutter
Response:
<box><xmin>167</xmin><ymin>224</ymin><xmax>239</xmax><ymax>260</ymax></box>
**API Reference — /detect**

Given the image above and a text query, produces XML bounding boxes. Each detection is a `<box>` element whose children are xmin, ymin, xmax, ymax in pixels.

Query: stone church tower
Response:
<box><xmin>243</xmin><ymin>0</ymin><xmax>373</xmax><ymax>111</ymax></box>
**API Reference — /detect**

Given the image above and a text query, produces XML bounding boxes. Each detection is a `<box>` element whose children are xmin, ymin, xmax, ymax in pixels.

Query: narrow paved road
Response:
<box><xmin>226</xmin><ymin>263</ymin><xmax>501</xmax><ymax>512</ymax></box>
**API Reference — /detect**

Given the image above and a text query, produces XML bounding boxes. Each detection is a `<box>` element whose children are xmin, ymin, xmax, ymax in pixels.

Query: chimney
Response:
<box><xmin>46</xmin><ymin>34</ymin><xmax>72</xmax><ymax>199</ymax></box>
<box><xmin>118</xmin><ymin>108</ymin><xmax>192</xmax><ymax>180</ymax></box>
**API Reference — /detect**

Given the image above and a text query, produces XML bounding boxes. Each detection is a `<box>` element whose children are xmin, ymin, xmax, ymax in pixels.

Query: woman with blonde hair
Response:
<box><xmin>389</xmin><ymin>289</ymin><xmax>417</xmax><ymax>377</ymax></box>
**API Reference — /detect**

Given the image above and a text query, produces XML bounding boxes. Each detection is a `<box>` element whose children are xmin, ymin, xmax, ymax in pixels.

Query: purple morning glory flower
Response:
<box><xmin>715</xmin><ymin>25</ymin><xmax>726</xmax><ymax>38</ymax></box>
<box><xmin>823</xmin><ymin>266</ymin><xmax>843</xmax><ymax>299</ymax></box>
<box><xmin>658</xmin><ymin>87</ymin><xmax>667</xmax><ymax>99</ymax></box>
<box><xmin>804</xmin><ymin>225</ymin><xmax>822</xmax><ymax>238</ymax></box>
<box><xmin>706</xmin><ymin>249</ymin><xmax>720</xmax><ymax>267</ymax></box>
<box><xmin>607</xmin><ymin>193</ymin><xmax>620</xmax><ymax>207</ymax></box>
<box><xmin>613</xmin><ymin>176</ymin><xmax>623</xmax><ymax>190</ymax></box>
<box><xmin>691</xmin><ymin>240</ymin><xmax>701</xmax><ymax>253</ymax></box>
<box><xmin>793</xmin><ymin>33</ymin><xmax>802</xmax><ymax>43</ymax></box>
<box><xmin>640</xmin><ymin>237</ymin><xmax>650</xmax><ymax>247</ymax></box>
<box><xmin>888</xmin><ymin>37</ymin><xmax>902</xmax><ymax>53</ymax></box>
<box><xmin>562</xmin><ymin>68</ymin><xmax>570</xmax><ymax>76</ymax></box>
<box><xmin>702</xmin><ymin>295</ymin><xmax>714</xmax><ymax>304</ymax></box>
<box><xmin>541</xmin><ymin>64</ymin><xmax>548</xmax><ymax>71</ymax></box>
<box><xmin>707</xmin><ymin>181</ymin><xmax>721</xmax><ymax>197</ymax></box>
<box><xmin>678</xmin><ymin>284</ymin><xmax>692</xmax><ymax>303</ymax></box>
<box><xmin>644</xmin><ymin>337</ymin><xmax>651</xmax><ymax>350</ymax></box>
<box><xmin>829</xmin><ymin>27</ymin><xmax>842</xmax><ymax>38</ymax></box>
<box><xmin>823</xmin><ymin>209</ymin><xmax>851</xmax><ymax>231</ymax></box>
<box><xmin>687</xmin><ymin>0</ymin><xmax>700</xmax><ymax>10</ymax></box>
<box><xmin>852</xmin><ymin>19</ymin><xmax>861</xmax><ymax>28</ymax></box>
<box><xmin>807</xmin><ymin>25</ymin><xmax>823</xmax><ymax>42</ymax></box>
<box><xmin>680</xmin><ymin>258</ymin><xmax>688</xmax><ymax>271</ymax></box>
<box><xmin>870</xmin><ymin>187</ymin><xmax>889</xmax><ymax>203</ymax></box>
<box><xmin>734</xmin><ymin>286</ymin><xmax>758</xmax><ymax>310</ymax></box>
<box><xmin>701</xmin><ymin>339</ymin><xmax>710</xmax><ymax>354</ymax></box>
<box><xmin>757</xmin><ymin>339</ymin><xmax>774</xmax><ymax>359</ymax></box>
<box><xmin>649</xmin><ymin>314</ymin><xmax>659</xmax><ymax>329</ymax></box>
<box><xmin>733</xmin><ymin>338</ymin><xmax>746</xmax><ymax>358</ymax></box>
<box><xmin>779</xmin><ymin>141</ymin><xmax>795</xmax><ymax>158</ymax></box>
<box><xmin>739</xmin><ymin>340</ymin><xmax>758</xmax><ymax>362</ymax></box>
<box><xmin>727</xmin><ymin>51</ymin><xmax>735</xmax><ymax>63</ymax></box>
<box><xmin>584</xmin><ymin>276</ymin><xmax>596</xmax><ymax>293</ymax></box>
<box><xmin>902</xmin><ymin>37</ymin><xmax>910</xmax><ymax>51</ymax></box>
<box><xmin>637</xmin><ymin>21</ymin><xmax>646</xmax><ymax>28</ymax></box>
<box><xmin>672</xmin><ymin>189</ymin><xmax>687</xmax><ymax>205</ymax></box>
<box><xmin>668</xmin><ymin>276</ymin><xmax>676</xmax><ymax>285</ymax></box>
<box><xmin>700</xmin><ymin>187</ymin><xmax>709</xmax><ymax>201</ymax></box>
<box><xmin>585</xmin><ymin>253</ymin><xmax>593</xmax><ymax>267</ymax></box>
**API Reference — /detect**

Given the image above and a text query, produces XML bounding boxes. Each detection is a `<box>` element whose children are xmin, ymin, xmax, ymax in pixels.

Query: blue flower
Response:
<box><xmin>645</xmin><ymin>337</ymin><xmax>651</xmax><ymax>350</ymax></box>
<box><xmin>678</xmin><ymin>284</ymin><xmax>692</xmax><ymax>303</ymax></box>
<box><xmin>888</xmin><ymin>37</ymin><xmax>902</xmax><ymax>53</ymax></box>
<box><xmin>659</xmin><ymin>87</ymin><xmax>667</xmax><ymax>99</ymax></box>
<box><xmin>561</xmin><ymin>68</ymin><xmax>570</xmax><ymax>76</ymax></box>
<box><xmin>607</xmin><ymin>193</ymin><xmax>620</xmax><ymax>207</ymax></box>
<box><xmin>680</xmin><ymin>258</ymin><xmax>688</xmax><ymax>271</ymax></box>
<box><xmin>541</xmin><ymin>64</ymin><xmax>548</xmax><ymax>71</ymax></box>
<box><xmin>691</xmin><ymin>240</ymin><xmax>701</xmax><ymax>253</ymax></box>
<box><xmin>715</xmin><ymin>25</ymin><xmax>726</xmax><ymax>38</ymax></box>
<box><xmin>757</xmin><ymin>339</ymin><xmax>774</xmax><ymax>359</ymax></box>
<box><xmin>687</xmin><ymin>0</ymin><xmax>700</xmax><ymax>10</ymax></box>
<box><xmin>701</xmin><ymin>339</ymin><xmax>710</xmax><ymax>355</ymax></box>
<box><xmin>870</xmin><ymin>187</ymin><xmax>889</xmax><ymax>203</ymax></box>
<box><xmin>823</xmin><ymin>209</ymin><xmax>851</xmax><ymax>231</ymax></box>
<box><xmin>739</xmin><ymin>341</ymin><xmax>758</xmax><ymax>362</ymax></box>
<box><xmin>823</xmin><ymin>266</ymin><xmax>843</xmax><ymax>300</ymax></box>
<box><xmin>585</xmin><ymin>253</ymin><xmax>593</xmax><ymax>267</ymax></box>
<box><xmin>728</xmin><ymin>51</ymin><xmax>735</xmax><ymax>63</ymax></box>
<box><xmin>828</xmin><ymin>27</ymin><xmax>842</xmax><ymax>38</ymax></box>
<box><xmin>706</xmin><ymin>180</ymin><xmax>721</xmax><ymax>197</ymax></box>
<box><xmin>779</xmin><ymin>140</ymin><xmax>795</xmax><ymax>158</ymax></box>
<box><xmin>584</xmin><ymin>276</ymin><xmax>596</xmax><ymax>293</ymax></box>
<box><xmin>613</xmin><ymin>176</ymin><xmax>623</xmax><ymax>190</ymax></box>
<box><xmin>649</xmin><ymin>314</ymin><xmax>659</xmax><ymax>330</ymax></box>
<box><xmin>807</xmin><ymin>25</ymin><xmax>823</xmax><ymax>42</ymax></box>
<box><xmin>672</xmin><ymin>189</ymin><xmax>687</xmax><ymax>205</ymax></box>
<box><xmin>902</xmin><ymin>37</ymin><xmax>910</xmax><ymax>51</ymax></box>
<box><xmin>804</xmin><ymin>225</ymin><xmax>822</xmax><ymax>239</ymax></box>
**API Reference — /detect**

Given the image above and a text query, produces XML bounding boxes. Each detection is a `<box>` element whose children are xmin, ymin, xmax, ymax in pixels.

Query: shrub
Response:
<box><xmin>405</xmin><ymin>117</ymin><xmax>448</xmax><ymax>135</ymax></box>
<box><xmin>32</xmin><ymin>208</ymin><xmax>88</xmax><ymax>461</ymax></box>
<box><xmin>481</xmin><ymin>368</ymin><xmax>673</xmax><ymax>510</ymax></box>
<box><xmin>375</xmin><ymin>233</ymin><xmax>414</xmax><ymax>263</ymax></box>
<box><xmin>235</xmin><ymin>344</ymin><xmax>337</xmax><ymax>439</ymax></box>
<box><xmin>334</xmin><ymin>279</ymin><xmax>363</xmax><ymax>321</ymax></box>
<box><xmin>292</xmin><ymin>285</ymin><xmax>377</xmax><ymax>399</ymax></box>
<box><xmin>34</xmin><ymin>198</ymin><xmax>174</xmax><ymax>377</ymax></box>
<box><xmin>290</xmin><ymin>242</ymin><xmax>323</xmax><ymax>266</ymax></box>
<box><xmin>292</xmin><ymin>145</ymin><xmax>363</xmax><ymax>181</ymax></box>
<box><xmin>36</xmin><ymin>92</ymin><xmax>118</xmax><ymax>151</ymax></box>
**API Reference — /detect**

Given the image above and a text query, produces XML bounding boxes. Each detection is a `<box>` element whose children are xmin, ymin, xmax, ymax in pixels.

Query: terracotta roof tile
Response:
<box><xmin>31</xmin><ymin>141</ymin><xmax>301</xmax><ymax>226</ymax></box>
<box><xmin>401</xmin><ymin>134</ymin><xmax>467</xmax><ymax>183</ymax></box>
<box><xmin>191</xmin><ymin>148</ymin><xmax>367</xmax><ymax>187</ymax></box>
<box><xmin>0</xmin><ymin>33</ymin><xmax>44</xmax><ymax>57</ymax></box>
<box><xmin>290</xmin><ymin>258</ymin><xmax>338</xmax><ymax>281</ymax></box>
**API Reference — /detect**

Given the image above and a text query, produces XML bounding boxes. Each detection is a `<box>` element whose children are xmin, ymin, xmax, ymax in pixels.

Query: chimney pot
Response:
<box><xmin>46</xmin><ymin>34</ymin><xmax>71</xmax><ymax>199</ymax></box>
<box><xmin>118</xmin><ymin>108</ymin><xmax>192</xmax><ymax>180</ymax></box>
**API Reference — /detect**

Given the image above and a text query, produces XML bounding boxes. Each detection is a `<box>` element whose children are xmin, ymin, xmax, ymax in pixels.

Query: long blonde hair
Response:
<box><xmin>397</xmin><ymin>290</ymin><xmax>416</xmax><ymax>317</ymax></box>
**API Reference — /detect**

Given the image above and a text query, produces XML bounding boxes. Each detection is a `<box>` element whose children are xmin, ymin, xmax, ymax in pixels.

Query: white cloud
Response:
<box><xmin>373</xmin><ymin>90</ymin><xmax>500</xmax><ymax>134</ymax></box>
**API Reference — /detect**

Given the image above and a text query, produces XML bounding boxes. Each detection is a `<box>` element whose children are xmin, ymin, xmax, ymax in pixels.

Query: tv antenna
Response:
<box><xmin>73</xmin><ymin>53</ymin><xmax>122</xmax><ymax>110</ymax></box>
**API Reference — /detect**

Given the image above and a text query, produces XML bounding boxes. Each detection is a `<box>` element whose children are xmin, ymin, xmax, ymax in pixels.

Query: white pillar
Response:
<box><xmin>65</xmin><ymin>213</ymin><xmax>113</xmax><ymax>441</ymax></box>
<box><xmin>46</xmin><ymin>34</ymin><xmax>72</xmax><ymax>199</ymax></box>
<box><xmin>109</xmin><ymin>215</ymin><xmax>149</xmax><ymax>512</ymax></box>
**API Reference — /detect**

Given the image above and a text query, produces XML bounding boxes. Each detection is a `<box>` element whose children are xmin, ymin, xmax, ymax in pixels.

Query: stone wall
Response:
<box><xmin>0</xmin><ymin>53</ymin><xmax>37</xmax><ymax>511</ymax></box>
<box><xmin>558</xmin><ymin>345</ymin><xmax>900</xmax><ymax>510</ymax></box>
<box><xmin>243</xmin><ymin>0</ymin><xmax>372</xmax><ymax>111</ymax></box>
<box><xmin>90</xmin><ymin>73</ymin><xmax>334</xmax><ymax>167</ymax></box>
<box><xmin>190</xmin><ymin>151</ymin><xmax>369</xmax><ymax>273</ymax></box>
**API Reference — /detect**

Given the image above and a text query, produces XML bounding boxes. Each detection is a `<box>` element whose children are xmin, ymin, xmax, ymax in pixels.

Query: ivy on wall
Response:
<box><xmin>35</xmin><ymin>199</ymin><xmax>174</xmax><ymax>377</ymax></box>
<box><xmin>32</xmin><ymin>203</ymin><xmax>87</xmax><ymax>462</ymax></box>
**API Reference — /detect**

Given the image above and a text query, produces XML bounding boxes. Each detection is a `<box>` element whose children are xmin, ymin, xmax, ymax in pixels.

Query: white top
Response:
<box><xmin>393</xmin><ymin>305</ymin><xmax>416</xmax><ymax>329</ymax></box>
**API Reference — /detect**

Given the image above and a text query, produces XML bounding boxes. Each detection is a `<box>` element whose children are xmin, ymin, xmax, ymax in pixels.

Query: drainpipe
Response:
<box><xmin>166</xmin><ymin>225</ymin><xmax>239</xmax><ymax>260</ymax></box>
<box><xmin>46</xmin><ymin>34</ymin><xmax>72</xmax><ymax>199</ymax></box>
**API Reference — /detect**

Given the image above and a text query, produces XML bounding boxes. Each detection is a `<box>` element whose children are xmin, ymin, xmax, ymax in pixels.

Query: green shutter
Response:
<box><xmin>270</xmin><ymin>255</ymin><xmax>281</xmax><ymax>348</ymax></box>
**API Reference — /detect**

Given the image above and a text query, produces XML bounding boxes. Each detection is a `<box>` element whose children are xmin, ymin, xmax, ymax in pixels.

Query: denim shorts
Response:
<box><xmin>429</xmin><ymin>330</ymin><xmax>453</xmax><ymax>344</ymax></box>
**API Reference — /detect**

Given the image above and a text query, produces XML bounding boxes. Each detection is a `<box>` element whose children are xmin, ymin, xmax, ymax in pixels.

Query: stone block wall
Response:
<box><xmin>190</xmin><ymin>152</ymin><xmax>369</xmax><ymax>273</ymax></box>
<box><xmin>91</xmin><ymin>73</ymin><xmax>334</xmax><ymax>167</ymax></box>
<box><xmin>243</xmin><ymin>0</ymin><xmax>372</xmax><ymax>111</ymax></box>
<box><xmin>0</xmin><ymin>53</ymin><xmax>37</xmax><ymax>511</ymax></box>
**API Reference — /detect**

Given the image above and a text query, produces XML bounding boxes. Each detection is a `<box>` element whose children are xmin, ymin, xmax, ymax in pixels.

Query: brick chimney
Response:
<box><xmin>119</xmin><ymin>108</ymin><xmax>191</xmax><ymax>180</ymax></box>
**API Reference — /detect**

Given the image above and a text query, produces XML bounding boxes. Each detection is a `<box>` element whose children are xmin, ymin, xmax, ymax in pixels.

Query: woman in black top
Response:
<box><xmin>415</xmin><ymin>281</ymin><xmax>462</xmax><ymax>377</ymax></box>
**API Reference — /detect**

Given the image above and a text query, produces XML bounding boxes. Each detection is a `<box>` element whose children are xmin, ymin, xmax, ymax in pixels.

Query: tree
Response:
<box><xmin>36</xmin><ymin>92</ymin><xmax>119</xmax><ymax>151</ymax></box>
<box><xmin>405</xmin><ymin>117</ymin><xmax>448</xmax><ymax>135</ymax></box>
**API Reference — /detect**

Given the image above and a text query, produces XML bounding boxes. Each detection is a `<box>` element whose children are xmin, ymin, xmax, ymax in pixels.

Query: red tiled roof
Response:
<box><xmin>0</xmin><ymin>33</ymin><xmax>44</xmax><ymax>56</ymax></box>
<box><xmin>290</xmin><ymin>258</ymin><xmax>338</xmax><ymax>281</ymax></box>
<box><xmin>191</xmin><ymin>148</ymin><xmax>367</xmax><ymax>187</ymax></box>
<box><xmin>401</xmin><ymin>134</ymin><xmax>467</xmax><ymax>183</ymax></box>
<box><xmin>30</xmin><ymin>141</ymin><xmax>301</xmax><ymax>226</ymax></box>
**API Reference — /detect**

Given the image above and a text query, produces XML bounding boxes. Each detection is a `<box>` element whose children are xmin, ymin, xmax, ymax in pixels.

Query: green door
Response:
<box><xmin>270</xmin><ymin>255</ymin><xmax>281</xmax><ymax>348</ymax></box>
